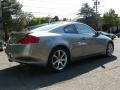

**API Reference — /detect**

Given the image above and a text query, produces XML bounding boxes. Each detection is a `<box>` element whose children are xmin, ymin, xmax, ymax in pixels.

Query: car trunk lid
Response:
<box><xmin>8</xmin><ymin>32</ymin><xmax>30</xmax><ymax>44</ymax></box>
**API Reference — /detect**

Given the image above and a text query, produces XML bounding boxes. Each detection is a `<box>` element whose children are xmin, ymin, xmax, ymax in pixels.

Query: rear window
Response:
<box><xmin>30</xmin><ymin>23</ymin><xmax>61</xmax><ymax>32</ymax></box>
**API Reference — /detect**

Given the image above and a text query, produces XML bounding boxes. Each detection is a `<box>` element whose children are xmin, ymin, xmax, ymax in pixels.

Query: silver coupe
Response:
<box><xmin>5</xmin><ymin>22</ymin><xmax>114</xmax><ymax>71</ymax></box>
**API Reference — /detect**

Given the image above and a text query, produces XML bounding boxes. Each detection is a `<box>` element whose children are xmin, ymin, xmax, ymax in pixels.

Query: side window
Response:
<box><xmin>64</xmin><ymin>24</ymin><xmax>78</xmax><ymax>34</ymax></box>
<box><xmin>75</xmin><ymin>24</ymin><xmax>95</xmax><ymax>35</ymax></box>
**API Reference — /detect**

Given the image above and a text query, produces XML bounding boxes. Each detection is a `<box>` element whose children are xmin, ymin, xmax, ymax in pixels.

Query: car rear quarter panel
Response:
<box><xmin>40</xmin><ymin>34</ymin><xmax>70</xmax><ymax>56</ymax></box>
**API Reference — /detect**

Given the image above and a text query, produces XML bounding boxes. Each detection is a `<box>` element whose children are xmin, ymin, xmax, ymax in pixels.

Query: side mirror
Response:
<box><xmin>94</xmin><ymin>31</ymin><xmax>100</xmax><ymax>37</ymax></box>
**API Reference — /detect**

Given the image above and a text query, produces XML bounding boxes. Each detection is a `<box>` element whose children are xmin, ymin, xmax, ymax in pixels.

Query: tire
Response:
<box><xmin>106</xmin><ymin>42</ymin><xmax>114</xmax><ymax>57</ymax></box>
<box><xmin>48</xmin><ymin>47</ymin><xmax>69</xmax><ymax>72</ymax></box>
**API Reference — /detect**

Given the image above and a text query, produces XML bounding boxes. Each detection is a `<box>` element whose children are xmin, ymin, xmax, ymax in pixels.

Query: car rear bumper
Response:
<box><xmin>5</xmin><ymin>44</ymin><xmax>49</xmax><ymax>66</ymax></box>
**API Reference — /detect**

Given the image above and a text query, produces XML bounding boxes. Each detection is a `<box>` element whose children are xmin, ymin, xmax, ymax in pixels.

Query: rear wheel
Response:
<box><xmin>106</xmin><ymin>43</ymin><xmax>114</xmax><ymax>57</ymax></box>
<box><xmin>48</xmin><ymin>47</ymin><xmax>69</xmax><ymax>72</ymax></box>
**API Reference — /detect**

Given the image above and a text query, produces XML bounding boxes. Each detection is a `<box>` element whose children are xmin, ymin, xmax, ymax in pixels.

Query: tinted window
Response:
<box><xmin>64</xmin><ymin>24</ymin><xmax>78</xmax><ymax>34</ymax></box>
<box><xmin>75</xmin><ymin>24</ymin><xmax>95</xmax><ymax>34</ymax></box>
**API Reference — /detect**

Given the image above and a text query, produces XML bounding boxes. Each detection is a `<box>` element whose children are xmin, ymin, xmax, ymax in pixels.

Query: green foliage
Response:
<box><xmin>2</xmin><ymin>0</ymin><xmax>22</xmax><ymax>40</ymax></box>
<box><xmin>27</xmin><ymin>17</ymin><xmax>50</xmax><ymax>27</ymax></box>
<box><xmin>12</xmin><ymin>12</ymin><xmax>33</xmax><ymax>32</ymax></box>
<box><xmin>102</xmin><ymin>9</ymin><xmax>120</xmax><ymax>33</ymax></box>
<box><xmin>78</xmin><ymin>3</ymin><xmax>96</xmax><ymax>18</ymax></box>
<box><xmin>63</xmin><ymin>18</ymin><xmax>67</xmax><ymax>21</ymax></box>
<box><xmin>77</xmin><ymin>3</ymin><xmax>100</xmax><ymax>30</ymax></box>
<box><xmin>1</xmin><ymin>0</ymin><xmax>51</xmax><ymax>39</ymax></box>
<box><xmin>102</xmin><ymin>9</ymin><xmax>120</xmax><ymax>26</ymax></box>
<box><xmin>53</xmin><ymin>16</ymin><xmax>59</xmax><ymax>21</ymax></box>
<box><xmin>0</xmin><ymin>32</ymin><xmax>4</xmax><ymax>40</ymax></box>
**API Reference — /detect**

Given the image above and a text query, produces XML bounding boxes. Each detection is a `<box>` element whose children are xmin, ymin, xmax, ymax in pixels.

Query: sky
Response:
<box><xmin>17</xmin><ymin>0</ymin><xmax>120</xmax><ymax>19</ymax></box>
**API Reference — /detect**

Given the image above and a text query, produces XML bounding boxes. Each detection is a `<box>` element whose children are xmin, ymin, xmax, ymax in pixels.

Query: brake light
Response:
<box><xmin>18</xmin><ymin>35</ymin><xmax>38</xmax><ymax>44</ymax></box>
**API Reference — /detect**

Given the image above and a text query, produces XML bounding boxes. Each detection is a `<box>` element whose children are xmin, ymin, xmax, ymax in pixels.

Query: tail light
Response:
<box><xmin>18</xmin><ymin>35</ymin><xmax>38</xmax><ymax>44</ymax></box>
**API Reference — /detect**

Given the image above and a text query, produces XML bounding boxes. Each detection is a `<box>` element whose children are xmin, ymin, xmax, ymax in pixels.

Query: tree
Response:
<box><xmin>77</xmin><ymin>3</ymin><xmax>100</xmax><ymax>30</ymax></box>
<box><xmin>53</xmin><ymin>16</ymin><xmax>59</xmax><ymax>21</ymax></box>
<box><xmin>1</xmin><ymin>0</ymin><xmax>22</xmax><ymax>41</ymax></box>
<box><xmin>102</xmin><ymin>9</ymin><xmax>120</xmax><ymax>33</ymax></box>
<box><xmin>27</xmin><ymin>17</ymin><xmax>50</xmax><ymax>27</ymax></box>
<box><xmin>63</xmin><ymin>18</ymin><xmax>67</xmax><ymax>21</ymax></box>
<box><xmin>12</xmin><ymin>12</ymin><xmax>33</xmax><ymax>32</ymax></box>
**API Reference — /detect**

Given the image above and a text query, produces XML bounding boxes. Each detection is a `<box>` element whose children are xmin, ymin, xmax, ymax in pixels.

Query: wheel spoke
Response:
<box><xmin>60</xmin><ymin>61</ymin><xmax>65</xmax><ymax>67</ymax></box>
<box><xmin>61</xmin><ymin>59</ymin><xmax>66</xmax><ymax>62</ymax></box>
<box><xmin>58</xmin><ymin>50</ymin><xmax>61</xmax><ymax>57</ymax></box>
<box><xmin>53</xmin><ymin>60</ymin><xmax>59</xmax><ymax>65</ymax></box>
<box><xmin>61</xmin><ymin>52</ymin><xmax>66</xmax><ymax>58</ymax></box>
<box><xmin>56</xmin><ymin>62</ymin><xmax>60</xmax><ymax>70</ymax></box>
<box><xmin>53</xmin><ymin>55</ymin><xmax>58</xmax><ymax>59</ymax></box>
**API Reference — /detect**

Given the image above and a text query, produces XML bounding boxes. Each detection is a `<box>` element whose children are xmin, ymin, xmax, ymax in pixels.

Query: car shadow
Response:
<box><xmin>0</xmin><ymin>55</ymin><xmax>117</xmax><ymax>90</ymax></box>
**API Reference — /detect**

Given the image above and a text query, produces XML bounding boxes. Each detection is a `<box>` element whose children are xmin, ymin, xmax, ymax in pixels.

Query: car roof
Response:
<box><xmin>30</xmin><ymin>22</ymin><xmax>83</xmax><ymax>32</ymax></box>
<box><xmin>51</xmin><ymin>21</ymin><xmax>81</xmax><ymax>26</ymax></box>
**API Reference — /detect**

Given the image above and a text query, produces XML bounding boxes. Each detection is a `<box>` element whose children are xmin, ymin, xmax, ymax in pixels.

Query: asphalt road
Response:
<box><xmin>0</xmin><ymin>38</ymin><xmax>120</xmax><ymax>90</ymax></box>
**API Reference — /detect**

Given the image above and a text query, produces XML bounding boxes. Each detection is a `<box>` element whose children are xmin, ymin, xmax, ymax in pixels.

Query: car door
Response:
<box><xmin>75</xmin><ymin>23</ymin><xmax>104</xmax><ymax>56</ymax></box>
<box><xmin>63</xmin><ymin>24</ymin><xmax>85</xmax><ymax>59</ymax></box>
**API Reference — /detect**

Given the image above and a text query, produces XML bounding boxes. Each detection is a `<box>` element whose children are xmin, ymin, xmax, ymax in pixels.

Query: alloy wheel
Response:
<box><xmin>107</xmin><ymin>43</ymin><xmax>114</xmax><ymax>56</ymax></box>
<box><xmin>51</xmin><ymin>50</ymin><xmax>68</xmax><ymax>71</ymax></box>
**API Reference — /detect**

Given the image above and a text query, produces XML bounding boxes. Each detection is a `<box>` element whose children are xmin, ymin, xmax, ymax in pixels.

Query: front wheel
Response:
<box><xmin>106</xmin><ymin>43</ymin><xmax>114</xmax><ymax>57</ymax></box>
<box><xmin>48</xmin><ymin>47</ymin><xmax>69</xmax><ymax>72</ymax></box>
